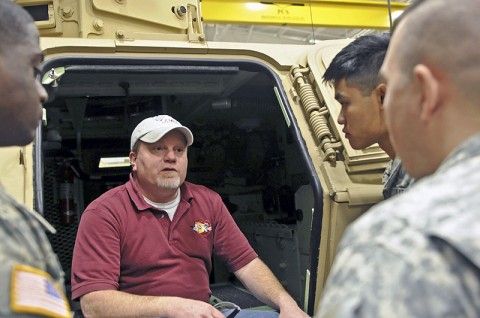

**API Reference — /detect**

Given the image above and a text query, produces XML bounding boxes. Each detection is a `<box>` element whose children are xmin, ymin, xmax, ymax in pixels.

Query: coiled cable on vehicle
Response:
<box><xmin>291</xmin><ymin>65</ymin><xmax>337</xmax><ymax>163</ymax></box>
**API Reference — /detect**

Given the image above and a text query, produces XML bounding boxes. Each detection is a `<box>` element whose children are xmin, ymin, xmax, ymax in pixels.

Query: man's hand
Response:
<box><xmin>234</xmin><ymin>258</ymin><xmax>310</xmax><ymax>318</ymax></box>
<box><xmin>80</xmin><ymin>291</ymin><xmax>225</xmax><ymax>318</ymax></box>
<box><xmin>164</xmin><ymin>298</ymin><xmax>225</xmax><ymax>318</ymax></box>
<box><xmin>279</xmin><ymin>306</ymin><xmax>311</xmax><ymax>318</ymax></box>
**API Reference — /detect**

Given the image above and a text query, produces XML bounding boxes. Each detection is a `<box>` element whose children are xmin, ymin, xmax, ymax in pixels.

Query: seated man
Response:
<box><xmin>71</xmin><ymin>115</ymin><xmax>308</xmax><ymax>318</ymax></box>
<box><xmin>322</xmin><ymin>34</ymin><xmax>414</xmax><ymax>199</ymax></box>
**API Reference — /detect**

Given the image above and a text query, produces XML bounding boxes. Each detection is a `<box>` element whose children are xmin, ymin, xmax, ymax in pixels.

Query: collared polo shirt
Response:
<box><xmin>71</xmin><ymin>174</ymin><xmax>257</xmax><ymax>301</ymax></box>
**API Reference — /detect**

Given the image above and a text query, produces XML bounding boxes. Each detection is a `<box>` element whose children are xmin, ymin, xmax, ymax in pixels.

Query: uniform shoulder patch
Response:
<box><xmin>11</xmin><ymin>264</ymin><xmax>71</xmax><ymax>318</ymax></box>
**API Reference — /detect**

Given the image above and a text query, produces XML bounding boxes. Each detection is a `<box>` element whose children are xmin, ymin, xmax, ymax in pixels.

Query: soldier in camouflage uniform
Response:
<box><xmin>382</xmin><ymin>157</ymin><xmax>415</xmax><ymax>199</ymax></box>
<box><xmin>322</xmin><ymin>34</ymin><xmax>414</xmax><ymax>200</ymax></box>
<box><xmin>0</xmin><ymin>1</ymin><xmax>70</xmax><ymax>317</ymax></box>
<box><xmin>316</xmin><ymin>0</ymin><xmax>480</xmax><ymax>317</ymax></box>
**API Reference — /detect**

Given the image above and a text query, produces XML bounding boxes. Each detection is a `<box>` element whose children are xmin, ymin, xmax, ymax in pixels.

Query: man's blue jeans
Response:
<box><xmin>221</xmin><ymin>309</ymin><xmax>279</xmax><ymax>318</ymax></box>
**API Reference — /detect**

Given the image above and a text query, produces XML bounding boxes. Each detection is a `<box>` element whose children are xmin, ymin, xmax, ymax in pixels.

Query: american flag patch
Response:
<box><xmin>11</xmin><ymin>265</ymin><xmax>70</xmax><ymax>318</ymax></box>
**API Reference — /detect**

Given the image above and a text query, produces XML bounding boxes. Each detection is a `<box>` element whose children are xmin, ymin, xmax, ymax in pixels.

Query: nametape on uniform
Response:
<box><xmin>11</xmin><ymin>264</ymin><xmax>71</xmax><ymax>318</ymax></box>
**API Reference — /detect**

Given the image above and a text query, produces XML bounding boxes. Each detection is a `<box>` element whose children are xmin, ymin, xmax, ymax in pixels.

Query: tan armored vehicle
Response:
<box><xmin>1</xmin><ymin>0</ymin><xmax>400</xmax><ymax>315</ymax></box>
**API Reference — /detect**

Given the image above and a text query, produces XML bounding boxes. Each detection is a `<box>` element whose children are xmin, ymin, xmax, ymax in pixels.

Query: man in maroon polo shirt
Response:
<box><xmin>71</xmin><ymin>115</ymin><xmax>309</xmax><ymax>318</ymax></box>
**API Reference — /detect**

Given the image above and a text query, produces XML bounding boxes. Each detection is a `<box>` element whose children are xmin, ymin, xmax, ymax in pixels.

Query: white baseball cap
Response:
<box><xmin>130</xmin><ymin>115</ymin><xmax>194</xmax><ymax>150</ymax></box>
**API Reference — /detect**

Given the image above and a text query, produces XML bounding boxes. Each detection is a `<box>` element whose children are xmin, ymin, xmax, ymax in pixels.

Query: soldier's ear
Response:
<box><xmin>413</xmin><ymin>64</ymin><xmax>440</xmax><ymax>123</ymax></box>
<box><xmin>376</xmin><ymin>83</ymin><xmax>387</xmax><ymax>108</ymax></box>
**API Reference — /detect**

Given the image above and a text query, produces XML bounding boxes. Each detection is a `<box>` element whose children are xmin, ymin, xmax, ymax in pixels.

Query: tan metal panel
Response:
<box><xmin>0</xmin><ymin>146</ymin><xmax>34</xmax><ymax>209</ymax></box>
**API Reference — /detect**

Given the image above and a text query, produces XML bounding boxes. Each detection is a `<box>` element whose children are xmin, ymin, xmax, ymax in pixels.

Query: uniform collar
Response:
<box><xmin>436</xmin><ymin>132</ymin><xmax>480</xmax><ymax>175</ymax></box>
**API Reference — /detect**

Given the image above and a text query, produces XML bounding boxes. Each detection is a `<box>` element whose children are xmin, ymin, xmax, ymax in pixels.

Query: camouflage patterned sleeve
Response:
<box><xmin>383</xmin><ymin>157</ymin><xmax>415</xmax><ymax>199</ymax></box>
<box><xmin>316</xmin><ymin>207</ymin><xmax>480</xmax><ymax>317</ymax></box>
<box><xmin>318</xmin><ymin>134</ymin><xmax>480</xmax><ymax>318</ymax></box>
<box><xmin>0</xmin><ymin>188</ymin><xmax>69</xmax><ymax>317</ymax></box>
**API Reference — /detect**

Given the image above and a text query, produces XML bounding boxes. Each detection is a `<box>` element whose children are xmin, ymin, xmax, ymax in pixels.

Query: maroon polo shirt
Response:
<box><xmin>71</xmin><ymin>174</ymin><xmax>257</xmax><ymax>301</ymax></box>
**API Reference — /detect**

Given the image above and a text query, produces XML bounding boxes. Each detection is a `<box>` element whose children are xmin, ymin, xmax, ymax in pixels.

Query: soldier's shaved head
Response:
<box><xmin>393</xmin><ymin>0</ymin><xmax>480</xmax><ymax>102</ymax></box>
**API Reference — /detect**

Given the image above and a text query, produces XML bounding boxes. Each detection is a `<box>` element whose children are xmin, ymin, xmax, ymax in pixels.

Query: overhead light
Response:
<box><xmin>98</xmin><ymin>157</ymin><xmax>130</xmax><ymax>169</ymax></box>
<box><xmin>245</xmin><ymin>3</ymin><xmax>265</xmax><ymax>11</ymax></box>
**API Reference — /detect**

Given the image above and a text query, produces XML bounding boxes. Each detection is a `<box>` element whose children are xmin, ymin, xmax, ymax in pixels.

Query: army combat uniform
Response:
<box><xmin>0</xmin><ymin>186</ymin><xmax>70</xmax><ymax>317</ymax></box>
<box><xmin>316</xmin><ymin>133</ymin><xmax>480</xmax><ymax>318</ymax></box>
<box><xmin>382</xmin><ymin>156</ymin><xmax>415</xmax><ymax>199</ymax></box>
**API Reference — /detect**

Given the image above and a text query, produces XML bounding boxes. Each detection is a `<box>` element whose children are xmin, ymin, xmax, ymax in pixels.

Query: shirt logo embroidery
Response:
<box><xmin>193</xmin><ymin>220</ymin><xmax>212</xmax><ymax>236</ymax></box>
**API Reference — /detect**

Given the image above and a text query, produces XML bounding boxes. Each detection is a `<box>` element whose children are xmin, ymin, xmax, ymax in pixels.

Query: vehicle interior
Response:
<box><xmin>38</xmin><ymin>56</ymin><xmax>319</xmax><ymax>313</ymax></box>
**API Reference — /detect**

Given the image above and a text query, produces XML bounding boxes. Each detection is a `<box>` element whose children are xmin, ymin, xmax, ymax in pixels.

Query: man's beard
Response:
<box><xmin>156</xmin><ymin>173</ymin><xmax>181</xmax><ymax>190</ymax></box>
